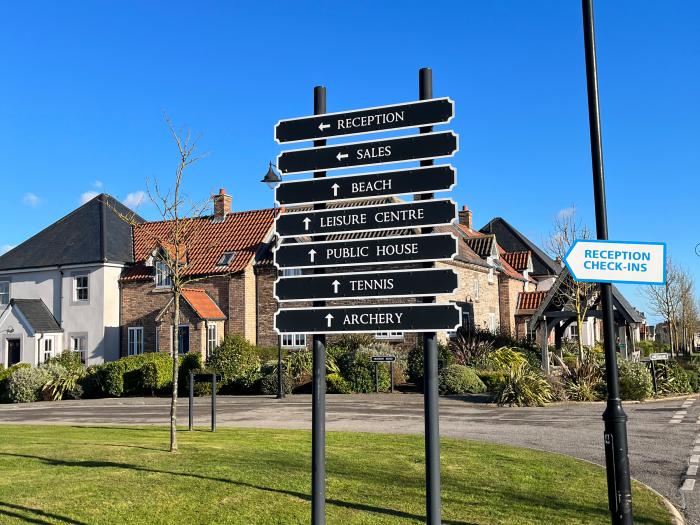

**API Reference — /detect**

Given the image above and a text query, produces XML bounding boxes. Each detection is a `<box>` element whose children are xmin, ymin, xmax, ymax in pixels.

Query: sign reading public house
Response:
<box><xmin>275</xmin><ymin>268</ymin><xmax>459</xmax><ymax>302</ymax></box>
<box><xmin>275</xmin><ymin>165</ymin><xmax>455</xmax><ymax>206</ymax></box>
<box><xmin>274</xmin><ymin>233</ymin><xmax>458</xmax><ymax>269</ymax></box>
<box><xmin>275</xmin><ymin>304</ymin><xmax>462</xmax><ymax>334</ymax></box>
<box><xmin>275</xmin><ymin>98</ymin><xmax>454</xmax><ymax>143</ymax></box>
<box><xmin>277</xmin><ymin>131</ymin><xmax>458</xmax><ymax>174</ymax></box>
<box><xmin>276</xmin><ymin>199</ymin><xmax>456</xmax><ymax>237</ymax></box>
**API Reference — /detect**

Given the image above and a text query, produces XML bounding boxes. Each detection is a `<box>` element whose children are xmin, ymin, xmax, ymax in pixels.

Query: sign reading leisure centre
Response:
<box><xmin>564</xmin><ymin>239</ymin><xmax>666</xmax><ymax>285</ymax></box>
<box><xmin>275</xmin><ymin>98</ymin><xmax>454</xmax><ymax>143</ymax></box>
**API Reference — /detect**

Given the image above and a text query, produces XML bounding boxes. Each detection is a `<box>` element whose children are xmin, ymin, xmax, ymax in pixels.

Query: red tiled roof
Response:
<box><xmin>502</xmin><ymin>251</ymin><xmax>531</xmax><ymax>272</ymax></box>
<box><xmin>121</xmin><ymin>208</ymin><xmax>277</xmax><ymax>281</ymax></box>
<box><xmin>517</xmin><ymin>291</ymin><xmax>547</xmax><ymax>311</ymax></box>
<box><xmin>456</xmin><ymin>223</ymin><xmax>525</xmax><ymax>280</ymax></box>
<box><xmin>181</xmin><ymin>288</ymin><xmax>226</xmax><ymax>320</ymax></box>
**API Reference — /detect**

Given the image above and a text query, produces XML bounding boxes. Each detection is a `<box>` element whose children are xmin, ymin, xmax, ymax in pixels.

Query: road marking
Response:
<box><xmin>691</xmin><ymin>455</ymin><xmax>700</xmax><ymax>464</ymax></box>
<box><xmin>681</xmin><ymin>479</ymin><xmax>696</xmax><ymax>491</ymax></box>
<box><xmin>670</xmin><ymin>419</ymin><xmax>682</xmax><ymax>424</ymax></box>
<box><xmin>688</xmin><ymin>465</ymin><xmax>699</xmax><ymax>476</ymax></box>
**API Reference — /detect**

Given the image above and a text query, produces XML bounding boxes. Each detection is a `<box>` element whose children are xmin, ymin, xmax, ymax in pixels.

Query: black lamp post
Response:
<box><xmin>261</xmin><ymin>162</ymin><xmax>284</xmax><ymax>399</ymax></box>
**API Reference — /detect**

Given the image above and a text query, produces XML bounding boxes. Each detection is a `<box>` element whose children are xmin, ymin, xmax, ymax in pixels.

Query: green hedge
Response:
<box><xmin>439</xmin><ymin>365</ymin><xmax>486</xmax><ymax>395</ymax></box>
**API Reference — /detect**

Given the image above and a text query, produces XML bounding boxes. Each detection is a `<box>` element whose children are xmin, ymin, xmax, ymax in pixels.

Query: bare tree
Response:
<box><xmin>545</xmin><ymin>206</ymin><xmax>598</xmax><ymax>361</ymax></box>
<box><xmin>113</xmin><ymin>116</ymin><xmax>209</xmax><ymax>452</ymax></box>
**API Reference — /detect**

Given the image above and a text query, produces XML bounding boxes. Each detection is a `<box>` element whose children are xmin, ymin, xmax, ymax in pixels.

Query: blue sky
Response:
<box><xmin>1</xmin><ymin>1</ymin><xmax>698</xmax><ymax>322</ymax></box>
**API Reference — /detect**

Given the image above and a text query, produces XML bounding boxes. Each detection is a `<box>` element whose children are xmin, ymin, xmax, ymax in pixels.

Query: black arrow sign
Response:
<box><xmin>274</xmin><ymin>268</ymin><xmax>458</xmax><ymax>302</ymax></box>
<box><xmin>274</xmin><ymin>98</ymin><xmax>454</xmax><ymax>144</ymax></box>
<box><xmin>275</xmin><ymin>165</ymin><xmax>455</xmax><ymax>206</ymax></box>
<box><xmin>275</xmin><ymin>303</ymin><xmax>462</xmax><ymax>334</ymax></box>
<box><xmin>276</xmin><ymin>199</ymin><xmax>456</xmax><ymax>238</ymax></box>
<box><xmin>274</xmin><ymin>233</ymin><xmax>457</xmax><ymax>269</ymax></box>
<box><xmin>276</xmin><ymin>131</ymin><xmax>458</xmax><ymax>175</ymax></box>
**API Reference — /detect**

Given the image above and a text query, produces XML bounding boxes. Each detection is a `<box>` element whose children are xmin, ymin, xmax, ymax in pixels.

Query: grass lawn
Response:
<box><xmin>0</xmin><ymin>425</ymin><xmax>671</xmax><ymax>525</ymax></box>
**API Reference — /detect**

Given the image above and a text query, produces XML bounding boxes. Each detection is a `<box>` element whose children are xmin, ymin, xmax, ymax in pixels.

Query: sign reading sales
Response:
<box><xmin>564</xmin><ymin>240</ymin><xmax>666</xmax><ymax>285</ymax></box>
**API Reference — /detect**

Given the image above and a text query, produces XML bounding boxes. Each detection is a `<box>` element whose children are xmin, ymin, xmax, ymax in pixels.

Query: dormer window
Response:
<box><xmin>155</xmin><ymin>260</ymin><xmax>172</xmax><ymax>288</ymax></box>
<box><xmin>217</xmin><ymin>252</ymin><xmax>235</xmax><ymax>267</ymax></box>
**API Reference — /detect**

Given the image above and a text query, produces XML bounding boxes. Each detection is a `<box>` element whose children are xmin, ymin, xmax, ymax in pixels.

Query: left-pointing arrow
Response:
<box><xmin>336</xmin><ymin>152</ymin><xmax>348</xmax><ymax>162</ymax></box>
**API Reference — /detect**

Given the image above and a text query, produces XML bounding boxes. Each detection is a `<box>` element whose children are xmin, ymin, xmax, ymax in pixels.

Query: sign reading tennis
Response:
<box><xmin>564</xmin><ymin>240</ymin><xmax>666</xmax><ymax>285</ymax></box>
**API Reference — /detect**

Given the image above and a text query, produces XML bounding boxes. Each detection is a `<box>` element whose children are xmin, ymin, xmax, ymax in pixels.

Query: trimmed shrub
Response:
<box><xmin>8</xmin><ymin>367</ymin><xmax>50</xmax><ymax>403</ymax></box>
<box><xmin>207</xmin><ymin>334</ymin><xmax>262</xmax><ymax>394</ymax></box>
<box><xmin>336</xmin><ymin>347</ymin><xmax>391</xmax><ymax>393</ymax></box>
<box><xmin>79</xmin><ymin>366</ymin><xmax>105</xmax><ymax>399</ymax></box>
<box><xmin>438</xmin><ymin>365</ymin><xmax>486</xmax><ymax>395</ymax></box>
<box><xmin>476</xmin><ymin>370</ymin><xmax>505</xmax><ymax>392</ymax></box>
<box><xmin>407</xmin><ymin>343</ymin><xmax>454</xmax><ymax>387</ymax></box>
<box><xmin>0</xmin><ymin>363</ymin><xmax>31</xmax><ymax>402</ymax></box>
<box><xmin>258</xmin><ymin>360</ymin><xmax>293</xmax><ymax>396</ymax></box>
<box><xmin>178</xmin><ymin>352</ymin><xmax>203</xmax><ymax>394</ymax></box>
<box><xmin>326</xmin><ymin>373</ymin><xmax>351</xmax><ymax>394</ymax></box>
<box><xmin>618</xmin><ymin>359</ymin><xmax>653</xmax><ymax>401</ymax></box>
<box><xmin>143</xmin><ymin>353</ymin><xmax>175</xmax><ymax>393</ymax></box>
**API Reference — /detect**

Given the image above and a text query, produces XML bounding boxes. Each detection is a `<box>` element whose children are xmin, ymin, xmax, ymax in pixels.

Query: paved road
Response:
<box><xmin>0</xmin><ymin>394</ymin><xmax>696</xmax><ymax>523</ymax></box>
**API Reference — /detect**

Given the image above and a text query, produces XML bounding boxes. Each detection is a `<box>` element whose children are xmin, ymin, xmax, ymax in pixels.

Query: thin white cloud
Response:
<box><xmin>123</xmin><ymin>191</ymin><xmax>147</xmax><ymax>208</ymax></box>
<box><xmin>80</xmin><ymin>191</ymin><xmax>99</xmax><ymax>204</ymax></box>
<box><xmin>92</xmin><ymin>180</ymin><xmax>103</xmax><ymax>189</ymax></box>
<box><xmin>22</xmin><ymin>192</ymin><xmax>41</xmax><ymax>207</ymax></box>
<box><xmin>0</xmin><ymin>244</ymin><xmax>15</xmax><ymax>255</ymax></box>
<box><xmin>557</xmin><ymin>206</ymin><xmax>576</xmax><ymax>219</ymax></box>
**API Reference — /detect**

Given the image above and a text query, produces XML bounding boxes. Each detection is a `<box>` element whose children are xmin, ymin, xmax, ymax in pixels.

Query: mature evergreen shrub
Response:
<box><xmin>655</xmin><ymin>361</ymin><xmax>693</xmax><ymax>395</ymax></box>
<box><xmin>326</xmin><ymin>373</ymin><xmax>351</xmax><ymax>394</ymax></box>
<box><xmin>43</xmin><ymin>361</ymin><xmax>85</xmax><ymax>400</ymax></box>
<box><xmin>438</xmin><ymin>365</ymin><xmax>486</xmax><ymax>395</ymax></box>
<box><xmin>618</xmin><ymin>359</ymin><xmax>653</xmax><ymax>401</ymax></box>
<box><xmin>8</xmin><ymin>366</ymin><xmax>50</xmax><ymax>403</ymax></box>
<box><xmin>407</xmin><ymin>343</ymin><xmax>454</xmax><ymax>387</ymax></box>
<box><xmin>335</xmin><ymin>346</ymin><xmax>391</xmax><ymax>393</ymax></box>
<box><xmin>207</xmin><ymin>334</ymin><xmax>262</xmax><ymax>394</ymax></box>
<box><xmin>0</xmin><ymin>363</ymin><xmax>31</xmax><ymax>402</ymax></box>
<box><xmin>488</xmin><ymin>347</ymin><xmax>552</xmax><ymax>407</ymax></box>
<box><xmin>475</xmin><ymin>370</ymin><xmax>506</xmax><ymax>392</ymax></box>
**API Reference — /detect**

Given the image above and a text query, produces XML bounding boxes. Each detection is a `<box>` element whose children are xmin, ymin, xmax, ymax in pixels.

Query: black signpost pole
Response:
<box><xmin>188</xmin><ymin>371</ymin><xmax>194</xmax><ymax>432</ymax></box>
<box><xmin>581</xmin><ymin>2</ymin><xmax>633</xmax><ymax>524</ymax></box>
<box><xmin>312</xmin><ymin>85</ymin><xmax>327</xmax><ymax>525</ymax></box>
<box><xmin>419</xmin><ymin>67</ymin><xmax>441</xmax><ymax>525</ymax></box>
<box><xmin>211</xmin><ymin>373</ymin><xmax>217</xmax><ymax>433</ymax></box>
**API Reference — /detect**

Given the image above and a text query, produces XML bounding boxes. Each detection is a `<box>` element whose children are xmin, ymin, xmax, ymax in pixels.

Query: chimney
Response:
<box><xmin>458</xmin><ymin>205</ymin><xmax>473</xmax><ymax>229</ymax></box>
<box><xmin>213</xmin><ymin>188</ymin><xmax>232</xmax><ymax>219</ymax></box>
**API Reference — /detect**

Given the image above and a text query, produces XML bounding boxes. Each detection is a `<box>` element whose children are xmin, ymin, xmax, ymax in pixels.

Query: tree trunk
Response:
<box><xmin>170</xmin><ymin>292</ymin><xmax>180</xmax><ymax>452</ymax></box>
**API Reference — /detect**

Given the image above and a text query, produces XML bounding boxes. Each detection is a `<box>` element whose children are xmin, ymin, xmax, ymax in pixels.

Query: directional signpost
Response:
<box><xmin>275</xmin><ymin>165</ymin><xmax>456</xmax><ymax>206</ymax></box>
<box><xmin>273</xmin><ymin>69</ymin><xmax>459</xmax><ymax>525</ymax></box>
<box><xmin>275</xmin><ymin>303</ymin><xmax>461</xmax><ymax>334</ymax></box>
<box><xmin>276</xmin><ymin>198</ymin><xmax>456</xmax><ymax>237</ymax></box>
<box><xmin>275</xmin><ymin>268</ymin><xmax>458</xmax><ymax>302</ymax></box>
<box><xmin>564</xmin><ymin>240</ymin><xmax>666</xmax><ymax>285</ymax></box>
<box><xmin>274</xmin><ymin>232</ymin><xmax>458</xmax><ymax>269</ymax></box>
<box><xmin>277</xmin><ymin>131</ymin><xmax>458</xmax><ymax>174</ymax></box>
<box><xmin>275</xmin><ymin>97</ymin><xmax>454</xmax><ymax>143</ymax></box>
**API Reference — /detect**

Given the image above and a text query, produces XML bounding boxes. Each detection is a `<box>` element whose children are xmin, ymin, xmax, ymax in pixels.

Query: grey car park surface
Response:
<box><xmin>0</xmin><ymin>394</ymin><xmax>696</xmax><ymax>523</ymax></box>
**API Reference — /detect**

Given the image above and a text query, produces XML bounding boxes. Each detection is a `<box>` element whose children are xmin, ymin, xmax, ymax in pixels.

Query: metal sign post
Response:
<box><xmin>188</xmin><ymin>372</ymin><xmax>220</xmax><ymax>433</ymax></box>
<box><xmin>581</xmin><ymin>1</ymin><xmax>633</xmax><ymax>523</ymax></box>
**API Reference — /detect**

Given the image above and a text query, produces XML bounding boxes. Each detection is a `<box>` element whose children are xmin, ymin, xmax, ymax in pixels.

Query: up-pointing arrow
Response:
<box><xmin>303</xmin><ymin>217</ymin><xmax>311</xmax><ymax>231</ymax></box>
<box><xmin>325</xmin><ymin>313</ymin><xmax>334</xmax><ymax>327</ymax></box>
<box><xmin>318</xmin><ymin>122</ymin><xmax>331</xmax><ymax>131</ymax></box>
<box><xmin>336</xmin><ymin>152</ymin><xmax>348</xmax><ymax>162</ymax></box>
<box><xmin>308</xmin><ymin>248</ymin><xmax>316</xmax><ymax>262</ymax></box>
<box><xmin>332</xmin><ymin>280</ymin><xmax>340</xmax><ymax>294</ymax></box>
<box><xmin>331</xmin><ymin>183</ymin><xmax>340</xmax><ymax>196</ymax></box>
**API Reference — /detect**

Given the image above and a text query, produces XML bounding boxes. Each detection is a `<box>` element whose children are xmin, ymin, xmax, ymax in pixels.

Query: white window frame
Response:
<box><xmin>216</xmin><ymin>252</ymin><xmax>236</xmax><ymax>267</ymax></box>
<box><xmin>487</xmin><ymin>313</ymin><xmax>497</xmax><ymax>333</ymax></box>
<box><xmin>0</xmin><ymin>281</ymin><xmax>9</xmax><ymax>306</ymax></box>
<box><xmin>155</xmin><ymin>260</ymin><xmax>172</xmax><ymax>288</ymax></box>
<box><xmin>281</xmin><ymin>333</ymin><xmax>306</xmax><ymax>348</ymax></box>
<box><xmin>42</xmin><ymin>338</ymin><xmax>53</xmax><ymax>363</ymax></box>
<box><xmin>375</xmin><ymin>331</ymin><xmax>404</xmax><ymax>341</ymax></box>
<box><xmin>70</xmin><ymin>335</ymin><xmax>87</xmax><ymax>364</ymax></box>
<box><xmin>74</xmin><ymin>275</ymin><xmax>89</xmax><ymax>302</ymax></box>
<box><xmin>128</xmin><ymin>327</ymin><xmax>144</xmax><ymax>356</ymax></box>
<box><xmin>207</xmin><ymin>324</ymin><xmax>217</xmax><ymax>357</ymax></box>
<box><xmin>473</xmin><ymin>279</ymin><xmax>480</xmax><ymax>301</ymax></box>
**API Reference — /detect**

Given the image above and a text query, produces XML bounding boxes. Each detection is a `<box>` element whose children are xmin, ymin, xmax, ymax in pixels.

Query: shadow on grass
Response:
<box><xmin>0</xmin><ymin>452</ymin><xmax>475</xmax><ymax>525</ymax></box>
<box><xmin>0</xmin><ymin>501</ymin><xmax>89</xmax><ymax>525</ymax></box>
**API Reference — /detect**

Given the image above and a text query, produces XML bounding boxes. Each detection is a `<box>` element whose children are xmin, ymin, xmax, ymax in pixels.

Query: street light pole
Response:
<box><xmin>581</xmin><ymin>1</ymin><xmax>633</xmax><ymax>523</ymax></box>
<box><xmin>261</xmin><ymin>162</ymin><xmax>285</xmax><ymax>400</ymax></box>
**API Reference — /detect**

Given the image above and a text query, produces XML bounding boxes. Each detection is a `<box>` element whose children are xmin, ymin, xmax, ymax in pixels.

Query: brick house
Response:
<box><xmin>119</xmin><ymin>189</ymin><xmax>279</xmax><ymax>359</ymax></box>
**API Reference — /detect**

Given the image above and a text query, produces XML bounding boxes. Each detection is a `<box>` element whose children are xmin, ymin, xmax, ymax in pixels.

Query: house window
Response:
<box><xmin>207</xmin><ymin>324</ymin><xmax>217</xmax><ymax>357</ymax></box>
<box><xmin>74</xmin><ymin>275</ymin><xmax>89</xmax><ymax>301</ymax></box>
<box><xmin>487</xmin><ymin>313</ymin><xmax>497</xmax><ymax>333</ymax></box>
<box><xmin>42</xmin><ymin>338</ymin><xmax>53</xmax><ymax>363</ymax></box>
<box><xmin>570</xmin><ymin>323</ymin><xmax>579</xmax><ymax>339</ymax></box>
<box><xmin>473</xmin><ymin>279</ymin><xmax>480</xmax><ymax>300</ymax></box>
<box><xmin>281</xmin><ymin>268</ymin><xmax>302</xmax><ymax>277</ymax></box>
<box><xmin>0</xmin><ymin>281</ymin><xmax>9</xmax><ymax>305</ymax></box>
<box><xmin>128</xmin><ymin>327</ymin><xmax>143</xmax><ymax>356</ymax></box>
<box><xmin>70</xmin><ymin>335</ymin><xmax>87</xmax><ymax>364</ymax></box>
<box><xmin>216</xmin><ymin>252</ymin><xmax>236</xmax><ymax>267</ymax></box>
<box><xmin>375</xmin><ymin>332</ymin><xmax>404</xmax><ymax>341</ymax></box>
<box><xmin>488</xmin><ymin>268</ymin><xmax>494</xmax><ymax>284</ymax></box>
<box><xmin>155</xmin><ymin>260</ymin><xmax>172</xmax><ymax>288</ymax></box>
<box><xmin>281</xmin><ymin>333</ymin><xmax>306</xmax><ymax>348</ymax></box>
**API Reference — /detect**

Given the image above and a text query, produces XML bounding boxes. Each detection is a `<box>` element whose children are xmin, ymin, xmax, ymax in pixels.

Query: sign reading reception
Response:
<box><xmin>564</xmin><ymin>239</ymin><xmax>666</xmax><ymax>285</ymax></box>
